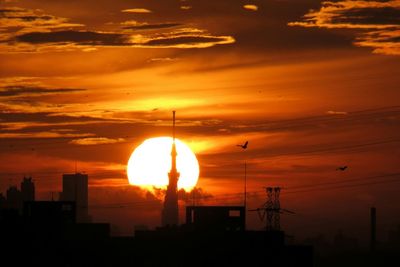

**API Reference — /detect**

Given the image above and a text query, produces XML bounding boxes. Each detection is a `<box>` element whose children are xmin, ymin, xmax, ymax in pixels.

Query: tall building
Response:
<box><xmin>0</xmin><ymin>193</ymin><xmax>6</xmax><ymax>209</ymax></box>
<box><xmin>61</xmin><ymin>173</ymin><xmax>89</xmax><ymax>223</ymax></box>
<box><xmin>162</xmin><ymin>111</ymin><xmax>180</xmax><ymax>226</ymax></box>
<box><xmin>21</xmin><ymin>176</ymin><xmax>35</xmax><ymax>202</ymax></box>
<box><xmin>6</xmin><ymin>186</ymin><xmax>22</xmax><ymax>211</ymax></box>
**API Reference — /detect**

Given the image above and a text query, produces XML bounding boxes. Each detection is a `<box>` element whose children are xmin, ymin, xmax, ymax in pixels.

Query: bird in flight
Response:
<box><xmin>336</xmin><ymin>166</ymin><xmax>348</xmax><ymax>171</ymax></box>
<box><xmin>237</xmin><ymin>141</ymin><xmax>249</xmax><ymax>149</ymax></box>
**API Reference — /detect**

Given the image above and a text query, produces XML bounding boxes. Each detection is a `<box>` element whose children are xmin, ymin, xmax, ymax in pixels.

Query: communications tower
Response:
<box><xmin>162</xmin><ymin>111</ymin><xmax>180</xmax><ymax>226</ymax></box>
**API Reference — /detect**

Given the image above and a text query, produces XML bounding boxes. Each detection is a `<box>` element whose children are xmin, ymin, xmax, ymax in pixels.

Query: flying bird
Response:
<box><xmin>336</xmin><ymin>166</ymin><xmax>348</xmax><ymax>171</ymax></box>
<box><xmin>237</xmin><ymin>141</ymin><xmax>249</xmax><ymax>149</ymax></box>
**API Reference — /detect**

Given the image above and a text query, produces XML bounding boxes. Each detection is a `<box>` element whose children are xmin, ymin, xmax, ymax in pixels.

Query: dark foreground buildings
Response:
<box><xmin>61</xmin><ymin>172</ymin><xmax>90</xmax><ymax>223</ymax></box>
<box><xmin>1</xmin><ymin>177</ymin><xmax>312</xmax><ymax>266</ymax></box>
<box><xmin>2</xmin><ymin>177</ymin><xmax>400</xmax><ymax>266</ymax></box>
<box><xmin>1</xmin><ymin>200</ymin><xmax>312</xmax><ymax>267</ymax></box>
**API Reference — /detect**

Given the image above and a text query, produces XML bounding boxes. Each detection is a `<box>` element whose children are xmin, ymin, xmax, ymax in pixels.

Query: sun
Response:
<box><xmin>127</xmin><ymin>137</ymin><xmax>199</xmax><ymax>191</ymax></box>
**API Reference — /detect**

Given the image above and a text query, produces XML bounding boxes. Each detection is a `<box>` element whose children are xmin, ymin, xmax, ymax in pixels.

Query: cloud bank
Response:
<box><xmin>0</xmin><ymin>6</ymin><xmax>235</xmax><ymax>52</ymax></box>
<box><xmin>289</xmin><ymin>0</ymin><xmax>400</xmax><ymax>55</ymax></box>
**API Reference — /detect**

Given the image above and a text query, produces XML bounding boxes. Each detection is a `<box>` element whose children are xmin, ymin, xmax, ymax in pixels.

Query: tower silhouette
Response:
<box><xmin>21</xmin><ymin>176</ymin><xmax>35</xmax><ymax>202</ymax></box>
<box><xmin>162</xmin><ymin>111</ymin><xmax>180</xmax><ymax>226</ymax></box>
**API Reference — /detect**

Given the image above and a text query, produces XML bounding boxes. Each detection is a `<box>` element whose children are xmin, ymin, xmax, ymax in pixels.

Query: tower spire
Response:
<box><xmin>173</xmin><ymin>110</ymin><xmax>176</xmax><ymax>141</ymax></box>
<box><xmin>162</xmin><ymin>110</ymin><xmax>180</xmax><ymax>227</ymax></box>
<box><xmin>171</xmin><ymin>110</ymin><xmax>177</xmax><ymax>174</ymax></box>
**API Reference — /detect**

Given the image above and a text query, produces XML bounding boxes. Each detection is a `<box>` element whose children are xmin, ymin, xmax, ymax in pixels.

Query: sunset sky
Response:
<box><xmin>1</xmin><ymin>0</ymin><xmax>400</xmax><ymax>240</ymax></box>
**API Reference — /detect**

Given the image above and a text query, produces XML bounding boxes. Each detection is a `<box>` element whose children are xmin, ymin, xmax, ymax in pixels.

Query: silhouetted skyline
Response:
<box><xmin>1</xmin><ymin>0</ymin><xmax>400</xmax><ymax>250</ymax></box>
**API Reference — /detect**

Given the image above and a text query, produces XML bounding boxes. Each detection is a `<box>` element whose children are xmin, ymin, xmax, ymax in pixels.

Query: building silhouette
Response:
<box><xmin>0</xmin><ymin>169</ymin><xmax>317</xmax><ymax>267</ymax></box>
<box><xmin>6</xmin><ymin>186</ymin><xmax>22</xmax><ymax>211</ymax></box>
<box><xmin>23</xmin><ymin>201</ymin><xmax>76</xmax><ymax>224</ymax></box>
<box><xmin>60</xmin><ymin>173</ymin><xmax>89</xmax><ymax>223</ymax></box>
<box><xmin>0</xmin><ymin>177</ymin><xmax>36</xmax><ymax>212</ymax></box>
<box><xmin>0</xmin><ymin>193</ymin><xmax>5</xmax><ymax>209</ymax></box>
<box><xmin>162</xmin><ymin>111</ymin><xmax>180</xmax><ymax>226</ymax></box>
<box><xmin>186</xmin><ymin>206</ymin><xmax>245</xmax><ymax>232</ymax></box>
<box><xmin>21</xmin><ymin>176</ymin><xmax>35</xmax><ymax>202</ymax></box>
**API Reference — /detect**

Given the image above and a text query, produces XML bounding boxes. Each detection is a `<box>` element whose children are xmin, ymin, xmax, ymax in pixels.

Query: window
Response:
<box><xmin>229</xmin><ymin>210</ymin><xmax>241</xmax><ymax>217</ymax></box>
<box><xmin>62</xmin><ymin>204</ymin><xmax>72</xmax><ymax>211</ymax></box>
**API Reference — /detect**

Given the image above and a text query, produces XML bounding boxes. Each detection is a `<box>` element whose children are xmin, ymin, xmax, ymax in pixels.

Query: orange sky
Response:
<box><xmin>1</xmin><ymin>0</ymin><xmax>400</xmax><ymax>241</ymax></box>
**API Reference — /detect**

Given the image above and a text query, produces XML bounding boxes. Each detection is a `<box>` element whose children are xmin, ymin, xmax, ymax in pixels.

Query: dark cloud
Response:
<box><xmin>290</xmin><ymin>0</ymin><xmax>400</xmax><ymax>55</ymax></box>
<box><xmin>15</xmin><ymin>30</ymin><xmax>128</xmax><ymax>45</ymax></box>
<box><xmin>122</xmin><ymin>22</ymin><xmax>182</xmax><ymax>30</ymax></box>
<box><xmin>0</xmin><ymin>111</ymin><xmax>106</xmax><ymax>124</ymax></box>
<box><xmin>89</xmin><ymin>186</ymin><xmax>162</xmax><ymax>234</ymax></box>
<box><xmin>0</xmin><ymin>8</ymin><xmax>25</xmax><ymax>14</ymax></box>
<box><xmin>0</xmin><ymin>85</ymin><xmax>86</xmax><ymax>97</ymax></box>
<box><xmin>178</xmin><ymin>187</ymin><xmax>213</xmax><ymax>204</ymax></box>
<box><xmin>0</xmin><ymin>6</ymin><xmax>83</xmax><ymax>30</ymax></box>
<box><xmin>11</xmin><ymin>29</ymin><xmax>234</xmax><ymax>49</ymax></box>
<box><xmin>331</xmin><ymin>7</ymin><xmax>400</xmax><ymax>26</ymax></box>
<box><xmin>355</xmin><ymin>28</ymin><xmax>400</xmax><ymax>55</ymax></box>
<box><xmin>0</xmin><ymin>1</ymin><xmax>358</xmax><ymax>54</ymax></box>
<box><xmin>0</xmin><ymin>5</ymin><xmax>235</xmax><ymax>51</ymax></box>
<box><xmin>3</xmin><ymin>15</ymin><xmax>53</xmax><ymax>22</ymax></box>
<box><xmin>145</xmin><ymin>35</ymin><xmax>234</xmax><ymax>47</ymax></box>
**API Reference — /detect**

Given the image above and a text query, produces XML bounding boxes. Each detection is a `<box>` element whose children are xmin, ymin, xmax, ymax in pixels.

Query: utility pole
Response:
<box><xmin>244</xmin><ymin>161</ymin><xmax>247</xmax><ymax>230</ymax></box>
<box><xmin>244</xmin><ymin>162</ymin><xmax>247</xmax><ymax>206</ymax></box>
<box><xmin>371</xmin><ymin>207</ymin><xmax>376</xmax><ymax>253</ymax></box>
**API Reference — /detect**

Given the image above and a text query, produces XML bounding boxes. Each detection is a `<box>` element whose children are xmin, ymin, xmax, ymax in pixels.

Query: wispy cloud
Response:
<box><xmin>121</xmin><ymin>21</ymin><xmax>182</xmax><ymax>31</ymax></box>
<box><xmin>0</xmin><ymin>131</ymin><xmax>93</xmax><ymax>139</ymax></box>
<box><xmin>9</xmin><ymin>29</ymin><xmax>235</xmax><ymax>50</ymax></box>
<box><xmin>121</xmin><ymin>8</ymin><xmax>152</xmax><ymax>14</ymax></box>
<box><xmin>142</xmin><ymin>34</ymin><xmax>235</xmax><ymax>48</ymax></box>
<box><xmin>355</xmin><ymin>29</ymin><xmax>400</xmax><ymax>55</ymax></box>
<box><xmin>147</xmin><ymin>57</ymin><xmax>179</xmax><ymax>63</ymax></box>
<box><xmin>0</xmin><ymin>7</ymin><xmax>235</xmax><ymax>52</ymax></box>
<box><xmin>289</xmin><ymin>0</ymin><xmax>400</xmax><ymax>55</ymax></box>
<box><xmin>0</xmin><ymin>85</ymin><xmax>85</xmax><ymax>97</ymax></box>
<box><xmin>180</xmin><ymin>6</ymin><xmax>192</xmax><ymax>10</ymax></box>
<box><xmin>70</xmin><ymin>137</ymin><xmax>126</xmax><ymax>145</ymax></box>
<box><xmin>0</xmin><ymin>7</ymin><xmax>83</xmax><ymax>42</ymax></box>
<box><xmin>327</xmin><ymin>110</ymin><xmax>348</xmax><ymax>115</ymax></box>
<box><xmin>15</xmin><ymin>30</ymin><xmax>128</xmax><ymax>45</ymax></box>
<box><xmin>243</xmin><ymin>5</ymin><xmax>258</xmax><ymax>11</ymax></box>
<box><xmin>289</xmin><ymin>1</ymin><xmax>400</xmax><ymax>29</ymax></box>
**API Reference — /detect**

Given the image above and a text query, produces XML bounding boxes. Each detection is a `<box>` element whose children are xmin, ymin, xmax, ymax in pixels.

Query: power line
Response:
<box><xmin>1</xmin><ymin>105</ymin><xmax>400</xmax><ymax>151</ymax></box>
<box><xmin>86</xmin><ymin>172</ymin><xmax>400</xmax><ymax>209</ymax></box>
<box><xmin>283</xmin><ymin>173</ymin><xmax>400</xmax><ymax>191</ymax></box>
<box><xmin>283</xmin><ymin>176</ymin><xmax>400</xmax><ymax>195</ymax></box>
<box><xmin>0</xmin><ymin>136</ymin><xmax>398</xmax><ymax>177</ymax></box>
<box><xmin>255</xmin><ymin>138</ymin><xmax>400</xmax><ymax>159</ymax></box>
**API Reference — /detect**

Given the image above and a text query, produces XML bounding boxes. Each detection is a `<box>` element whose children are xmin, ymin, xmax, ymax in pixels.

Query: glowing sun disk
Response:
<box><xmin>127</xmin><ymin>137</ymin><xmax>199</xmax><ymax>191</ymax></box>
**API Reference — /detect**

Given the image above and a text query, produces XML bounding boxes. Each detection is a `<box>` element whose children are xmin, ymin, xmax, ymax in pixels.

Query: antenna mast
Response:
<box><xmin>173</xmin><ymin>110</ymin><xmax>176</xmax><ymax>142</ymax></box>
<box><xmin>244</xmin><ymin>162</ymin><xmax>247</xmax><ymax>207</ymax></box>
